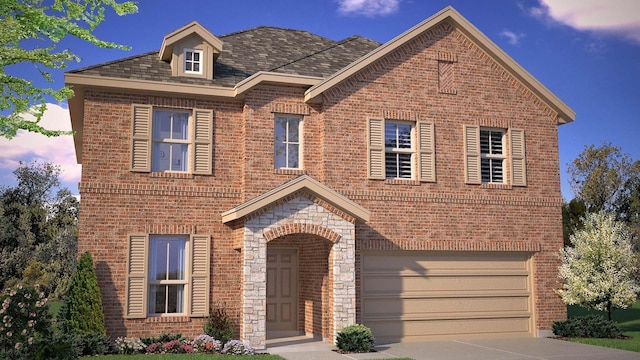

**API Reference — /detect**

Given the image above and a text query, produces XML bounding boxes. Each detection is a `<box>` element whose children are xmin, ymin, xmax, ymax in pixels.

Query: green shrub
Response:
<box><xmin>59</xmin><ymin>252</ymin><xmax>106</xmax><ymax>336</ymax></box>
<box><xmin>553</xmin><ymin>314</ymin><xmax>624</xmax><ymax>338</ymax></box>
<box><xmin>203</xmin><ymin>303</ymin><xmax>234</xmax><ymax>345</ymax></box>
<box><xmin>140</xmin><ymin>333</ymin><xmax>183</xmax><ymax>346</ymax></box>
<box><xmin>335</xmin><ymin>324</ymin><xmax>375</xmax><ymax>353</ymax></box>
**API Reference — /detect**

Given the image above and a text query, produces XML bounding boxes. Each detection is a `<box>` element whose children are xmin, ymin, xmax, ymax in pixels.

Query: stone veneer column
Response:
<box><xmin>241</xmin><ymin>195</ymin><xmax>355</xmax><ymax>349</ymax></box>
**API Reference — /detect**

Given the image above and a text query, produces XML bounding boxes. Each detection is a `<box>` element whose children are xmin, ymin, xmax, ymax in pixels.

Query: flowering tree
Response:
<box><xmin>557</xmin><ymin>211</ymin><xmax>640</xmax><ymax>320</ymax></box>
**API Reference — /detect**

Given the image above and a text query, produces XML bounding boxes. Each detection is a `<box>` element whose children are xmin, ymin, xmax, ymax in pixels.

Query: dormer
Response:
<box><xmin>159</xmin><ymin>21</ymin><xmax>223</xmax><ymax>80</ymax></box>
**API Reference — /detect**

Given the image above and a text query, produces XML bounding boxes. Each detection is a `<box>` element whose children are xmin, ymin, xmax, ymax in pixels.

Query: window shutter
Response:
<box><xmin>192</xmin><ymin>109</ymin><xmax>213</xmax><ymax>175</ymax></box>
<box><xmin>368</xmin><ymin>118</ymin><xmax>385</xmax><ymax>180</ymax></box>
<box><xmin>130</xmin><ymin>105</ymin><xmax>152</xmax><ymax>172</ymax></box>
<box><xmin>126</xmin><ymin>234</ymin><xmax>148</xmax><ymax>319</ymax></box>
<box><xmin>418</xmin><ymin>121</ymin><xmax>436</xmax><ymax>182</ymax></box>
<box><xmin>464</xmin><ymin>125</ymin><xmax>481</xmax><ymax>184</ymax></box>
<box><xmin>190</xmin><ymin>234</ymin><xmax>210</xmax><ymax>317</ymax></box>
<box><xmin>510</xmin><ymin>128</ymin><xmax>527</xmax><ymax>186</ymax></box>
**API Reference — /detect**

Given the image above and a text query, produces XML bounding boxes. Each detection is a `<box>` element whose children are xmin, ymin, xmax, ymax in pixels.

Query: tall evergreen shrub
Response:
<box><xmin>60</xmin><ymin>251</ymin><xmax>106</xmax><ymax>335</ymax></box>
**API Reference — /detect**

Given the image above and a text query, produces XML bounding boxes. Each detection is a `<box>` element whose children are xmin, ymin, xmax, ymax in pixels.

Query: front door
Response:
<box><xmin>266</xmin><ymin>248</ymin><xmax>298</xmax><ymax>334</ymax></box>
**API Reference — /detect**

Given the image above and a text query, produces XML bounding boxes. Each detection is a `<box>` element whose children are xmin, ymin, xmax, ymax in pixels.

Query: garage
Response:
<box><xmin>361</xmin><ymin>251</ymin><xmax>534</xmax><ymax>343</ymax></box>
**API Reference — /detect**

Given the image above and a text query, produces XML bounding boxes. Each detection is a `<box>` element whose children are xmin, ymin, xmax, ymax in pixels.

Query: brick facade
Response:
<box><xmin>73</xmin><ymin>13</ymin><xmax>568</xmax><ymax>349</ymax></box>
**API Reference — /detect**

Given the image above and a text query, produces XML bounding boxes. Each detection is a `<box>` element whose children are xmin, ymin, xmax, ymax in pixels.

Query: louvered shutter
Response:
<box><xmin>126</xmin><ymin>234</ymin><xmax>148</xmax><ymax>318</ymax></box>
<box><xmin>368</xmin><ymin>118</ymin><xmax>385</xmax><ymax>180</ymax></box>
<box><xmin>464</xmin><ymin>125</ymin><xmax>481</xmax><ymax>184</ymax></box>
<box><xmin>192</xmin><ymin>109</ymin><xmax>213</xmax><ymax>175</ymax></box>
<box><xmin>510</xmin><ymin>128</ymin><xmax>527</xmax><ymax>186</ymax></box>
<box><xmin>190</xmin><ymin>234</ymin><xmax>210</xmax><ymax>317</ymax></box>
<box><xmin>418</xmin><ymin>122</ymin><xmax>436</xmax><ymax>182</ymax></box>
<box><xmin>130</xmin><ymin>105</ymin><xmax>152</xmax><ymax>172</ymax></box>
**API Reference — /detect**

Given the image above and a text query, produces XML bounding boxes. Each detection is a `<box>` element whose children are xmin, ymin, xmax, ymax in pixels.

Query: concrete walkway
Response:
<box><xmin>266</xmin><ymin>337</ymin><xmax>640</xmax><ymax>360</ymax></box>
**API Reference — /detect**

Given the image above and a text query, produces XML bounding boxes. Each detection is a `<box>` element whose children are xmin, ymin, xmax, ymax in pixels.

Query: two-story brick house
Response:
<box><xmin>65</xmin><ymin>7</ymin><xmax>574</xmax><ymax>349</ymax></box>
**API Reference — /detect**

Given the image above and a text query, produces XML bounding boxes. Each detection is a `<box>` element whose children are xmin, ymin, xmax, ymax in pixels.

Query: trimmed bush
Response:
<box><xmin>335</xmin><ymin>324</ymin><xmax>375</xmax><ymax>353</ymax></box>
<box><xmin>203</xmin><ymin>303</ymin><xmax>234</xmax><ymax>345</ymax></box>
<box><xmin>553</xmin><ymin>314</ymin><xmax>624</xmax><ymax>338</ymax></box>
<box><xmin>59</xmin><ymin>252</ymin><xmax>106</xmax><ymax>336</ymax></box>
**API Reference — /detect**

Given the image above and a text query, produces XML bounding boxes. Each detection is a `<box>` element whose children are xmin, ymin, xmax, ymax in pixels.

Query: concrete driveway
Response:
<box><xmin>267</xmin><ymin>337</ymin><xmax>640</xmax><ymax>360</ymax></box>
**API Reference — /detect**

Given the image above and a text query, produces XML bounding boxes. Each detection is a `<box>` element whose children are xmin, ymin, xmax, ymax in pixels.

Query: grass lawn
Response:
<box><xmin>567</xmin><ymin>301</ymin><xmax>640</xmax><ymax>352</ymax></box>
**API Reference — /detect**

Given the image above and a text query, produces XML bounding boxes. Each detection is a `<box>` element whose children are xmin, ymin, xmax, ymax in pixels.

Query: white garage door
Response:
<box><xmin>361</xmin><ymin>251</ymin><xmax>534</xmax><ymax>343</ymax></box>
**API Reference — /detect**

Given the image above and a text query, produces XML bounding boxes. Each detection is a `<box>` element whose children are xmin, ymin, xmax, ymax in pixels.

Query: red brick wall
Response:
<box><xmin>77</xmin><ymin>19</ymin><xmax>566</xmax><ymax>340</ymax></box>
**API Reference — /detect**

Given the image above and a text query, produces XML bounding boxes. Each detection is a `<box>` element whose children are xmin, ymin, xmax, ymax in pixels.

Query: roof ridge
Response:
<box><xmin>68</xmin><ymin>50</ymin><xmax>159</xmax><ymax>73</ymax></box>
<box><xmin>220</xmin><ymin>25</ymin><xmax>334</xmax><ymax>43</ymax></box>
<box><xmin>268</xmin><ymin>35</ymin><xmax>380</xmax><ymax>72</ymax></box>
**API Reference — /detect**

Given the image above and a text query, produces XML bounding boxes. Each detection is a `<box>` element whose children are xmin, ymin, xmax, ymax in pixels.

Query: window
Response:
<box><xmin>125</xmin><ymin>234</ymin><xmax>210</xmax><ymax>319</ymax></box>
<box><xmin>480</xmin><ymin>129</ymin><xmax>505</xmax><ymax>183</ymax></box>
<box><xmin>149</xmin><ymin>235</ymin><xmax>187</xmax><ymax>315</ymax></box>
<box><xmin>368</xmin><ymin>118</ymin><xmax>435</xmax><ymax>182</ymax></box>
<box><xmin>130</xmin><ymin>105</ymin><xmax>213</xmax><ymax>175</ymax></box>
<box><xmin>274</xmin><ymin>115</ymin><xmax>302</xmax><ymax>169</ymax></box>
<box><xmin>463</xmin><ymin>125</ymin><xmax>527</xmax><ymax>186</ymax></box>
<box><xmin>385</xmin><ymin>121</ymin><xmax>414</xmax><ymax>179</ymax></box>
<box><xmin>152</xmin><ymin>110</ymin><xmax>190</xmax><ymax>172</ymax></box>
<box><xmin>184</xmin><ymin>49</ymin><xmax>203</xmax><ymax>74</ymax></box>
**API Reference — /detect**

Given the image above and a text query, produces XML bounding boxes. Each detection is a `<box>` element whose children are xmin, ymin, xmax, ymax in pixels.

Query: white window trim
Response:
<box><xmin>480</xmin><ymin>128</ymin><xmax>506</xmax><ymax>184</ymax></box>
<box><xmin>385</xmin><ymin>120</ymin><xmax>416</xmax><ymax>180</ymax></box>
<box><xmin>148</xmin><ymin>235</ymin><xmax>190</xmax><ymax>317</ymax></box>
<box><xmin>274</xmin><ymin>115</ymin><xmax>303</xmax><ymax>170</ymax></box>
<box><xmin>184</xmin><ymin>49</ymin><xmax>203</xmax><ymax>75</ymax></box>
<box><xmin>152</xmin><ymin>109</ymin><xmax>192</xmax><ymax>173</ymax></box>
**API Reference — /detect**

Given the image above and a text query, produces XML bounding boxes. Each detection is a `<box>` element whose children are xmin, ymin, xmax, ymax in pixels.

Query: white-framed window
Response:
<box><xmin>148</xmin><ymin>235</ymin><xmax>188</xmax><ymax>315</ymax></box>
<box><xmin>152</xmin><ymin>109</ymin><xmax>190</xmax><ymax>172</ymax></box>
<box><xmin>274</xmin><ymin>115</ymin><xmax>302</xmax><ymax>169</ymax></box>
<box><xmin>184</xmin><ymin>49</ymin><xmax>203</xmax><ymax>74</ymax></box>
<box><xmin>385</xmin><ymin>121</ymin><xmax>414</xmax><ymax>179</ymax></box>
<box><xmin>480</xmin><ymin>128</ymin><xmax>505</xmax><ymax>183</ymax></box>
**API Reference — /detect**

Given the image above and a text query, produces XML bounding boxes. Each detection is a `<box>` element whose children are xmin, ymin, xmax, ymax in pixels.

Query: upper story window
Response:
<box><xmin>480</xmin><ymin>129</ymin><xmax>505</xmax><ymax>184</ymax></box>
<box><xmin>368</xmin><ymin>118</ymin><xmax>435</xmax><ymax>182</ymax></box>
<box><xmin>463</xmin><ymin>125</ymin><xmax>527</xmax><ymax>187</ymax></box>
<box><xmin>152</xmin><ymin>110</ymin><xmax>190</xmax><ymax>172</ymax></box>
<box><xmin>274</xmin><ymin>115</ymin><xmax>302</xmax><ymax>169</ymax></box>
<box><xmin>130</xmin><ymin>104</ymin><xmax>213</xmax><ymax>175</ymax></box>
<box><xmin>148</xmin><ymin>235</ymin><xmax>187</xmax><ymax>315</ymax></box>
<box><xmin>385</xmin><ymin>121</ymin><xmax>414</xmax><ymax>179</ymax></box>
<box><xmin>184</xmin><ymin>49</ymin><xmax>203</xmax><ymax>74</ymax></box>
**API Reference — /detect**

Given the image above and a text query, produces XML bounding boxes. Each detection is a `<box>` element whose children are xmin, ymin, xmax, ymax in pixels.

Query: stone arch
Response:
<box><xmin>263</xmin><ymin>223</ymin><xmax>342</xmax><ymax>243</ymax></box>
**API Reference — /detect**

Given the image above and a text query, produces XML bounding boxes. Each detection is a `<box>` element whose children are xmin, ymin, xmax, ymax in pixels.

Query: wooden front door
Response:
<box><xmin>266</xmin><ymin>248</ymin><xmax>298</xmax><ymax>333</ymax></box>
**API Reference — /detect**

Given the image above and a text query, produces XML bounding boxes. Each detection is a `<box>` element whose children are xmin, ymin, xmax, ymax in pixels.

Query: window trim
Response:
<box><xmin>148</xmin><ymin>235</ymin><xmax>189</xmax><ymax>316</ymax></box>
<box><xmin>183</xmin><ymin>49</ymin><xmax>203</xmax><ymax>75</ymax></box>
<box><xmin>480</xmin><ymin>128</ymin><xmax>506</xmax><ymax>184</ymax></box>
<box><xmin>151</xmin><ymin>109</ymin><xmax>192</xmax><ymax>173</ymax></box>
<box><xmin>384</xmin><ymin>120</ymin><xmax>416</xmax><ymax>180</ymax></box>
<box><xmin>274</xmin><ymin>114</ymin><xmax>303</xmax><ymax>170</ymax></box>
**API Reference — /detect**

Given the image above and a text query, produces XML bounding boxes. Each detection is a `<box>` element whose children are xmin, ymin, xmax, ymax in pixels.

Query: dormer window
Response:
<box><xmin>184</xmin><ymin>49</ymin><xmax>203</xmax><ymax>74</ymax></box>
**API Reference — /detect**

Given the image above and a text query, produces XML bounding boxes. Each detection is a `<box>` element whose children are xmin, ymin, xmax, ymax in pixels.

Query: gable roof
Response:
<box><xmin>221</xmin><ymin>175</ymin><xmax>370</xmax><ymax>223</ymax></box>
<box><xmin>304</xmin><ymin>6</ymin><xmax>575</xmax><ymax>124</ymax></box>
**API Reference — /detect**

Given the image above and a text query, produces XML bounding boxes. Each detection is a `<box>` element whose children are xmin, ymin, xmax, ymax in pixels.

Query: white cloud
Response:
<box><xmin>0</xmin><ymin>103</ymin><xmax>81</xmax><ymax>186</ymax></box>
<box><xmin>531</xmin><ymin>0</ymin><xmax>640</xmax><ymax>44</ymax></box>
<box><xmin>499</xmin><ymin>29</ymin><xmax>526</xmax><ymax>45</ymax></box>
<box><xmin>337</xmin><ymin>0</ymin><xmax>399</xmax><ymax>17</ymax></box>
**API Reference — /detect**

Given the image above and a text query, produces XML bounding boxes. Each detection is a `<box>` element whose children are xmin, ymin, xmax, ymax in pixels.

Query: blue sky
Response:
<box><xmin>1</xmin><ymin>0</ymin><xmax>639</xmax><ymax>200</ymax></box>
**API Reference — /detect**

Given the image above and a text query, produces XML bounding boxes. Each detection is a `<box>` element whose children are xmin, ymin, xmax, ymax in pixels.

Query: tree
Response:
<box><xmin>615</xmin><ymin>172</ymin><xmax>640</xmax><ymax>250</ymax></box>
<box><xmin>0</xmin><ymin>161</ymin><xmax>78</xmax><ymax>296</ymax></box>
<box><xmin>568</xmin><ymin>143</ymin><xmax>640</xmax><ymax>213</ymax></box>
<box><xmin>562</xmin><ymin>198</ymin><xmax>586</xmax><ymax>247</ymax></box>
<box><xmin>60</xmin><ymin>251</ymin><xmax>106</xmax><ymax>335</ymax></box>
<box><xmin>556</xmin><ymin>211</ymin><xmax>639</xmax><ymax>320</ymax></box>
<box><xmin>1</xmin><ymin>0</ymin><xmax>137</xmax><ymax>138</ymax></box>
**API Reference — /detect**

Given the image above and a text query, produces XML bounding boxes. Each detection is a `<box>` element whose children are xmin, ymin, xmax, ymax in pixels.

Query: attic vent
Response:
<box><xmin>437</xmin><ymin>51</ymin><xmax>457</xmax><ymax>95</ymax></box>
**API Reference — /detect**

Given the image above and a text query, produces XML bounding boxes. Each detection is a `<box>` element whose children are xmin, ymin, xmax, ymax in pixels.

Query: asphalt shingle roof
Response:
<box><xmin>69</xmin><ymin>26</ymin><xmax>381</xmax><ymax>88</ymax></box>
